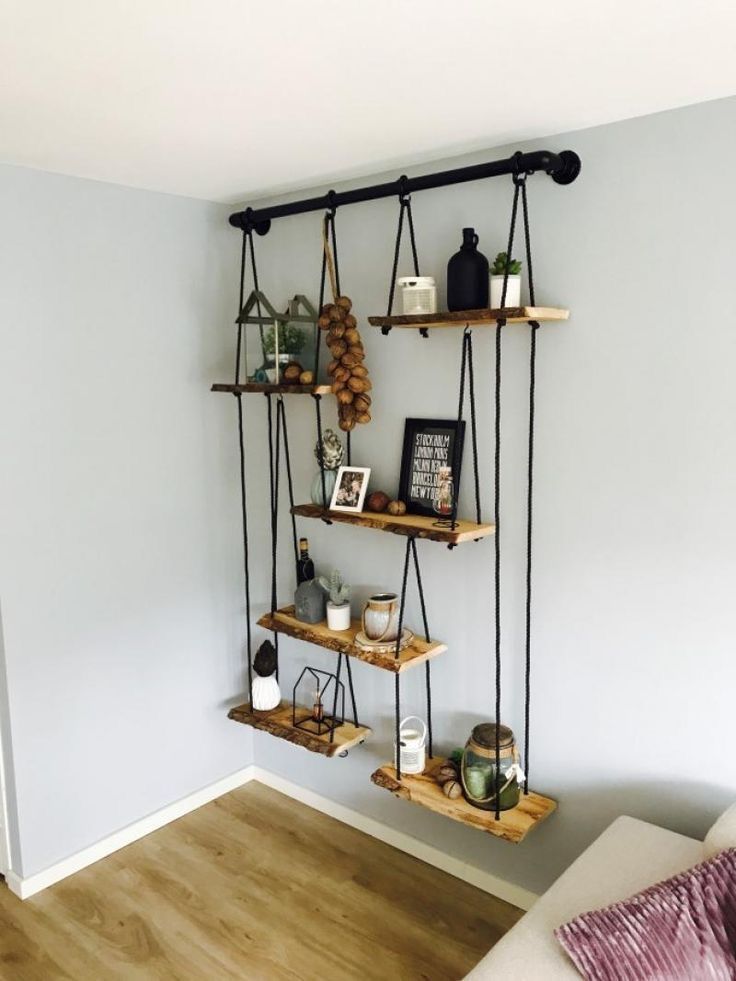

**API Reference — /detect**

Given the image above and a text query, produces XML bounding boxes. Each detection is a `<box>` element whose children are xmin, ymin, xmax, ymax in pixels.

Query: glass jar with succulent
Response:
<box><xmin>318</xmin><ymin>569</ymin><xmax>352</xmax><ymax>631</ymax></box>
<box><xmin>490</xmin><ymin>251</ymin><xmax>522</xmax><ymax>309</ymax></box>
<box><xmin>310</xmin><ymin>428</ymin><xmax>344</xmax><ymax>507</ymax></box>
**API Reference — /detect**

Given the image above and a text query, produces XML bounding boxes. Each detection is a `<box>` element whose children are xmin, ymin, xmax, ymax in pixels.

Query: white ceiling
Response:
<box><xmin>1</xmin><ymin>0</ymin><xmax>735</xmax><ymax>204</ymax></box>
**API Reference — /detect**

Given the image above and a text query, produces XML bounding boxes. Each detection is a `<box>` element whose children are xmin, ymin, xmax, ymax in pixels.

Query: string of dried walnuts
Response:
<box><xmin>319</xmin><ymin>296</ymin><xmax>372</xmax><ymax>432</ymax></box>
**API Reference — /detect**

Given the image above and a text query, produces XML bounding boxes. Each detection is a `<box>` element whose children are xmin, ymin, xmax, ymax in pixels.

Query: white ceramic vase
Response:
<box><xmin>490</xmin><ymin>274</ymin><xmax>521</xmax><ymax>309</ymax></box>
<box><xmin>251</xmin><ymin>675</ymin><xmax>280</xmax><ymax>711</ymax></box>
<box><xmin>326</xmin><ymin>601</ymin><xmax>351</xmax><ymax>631</ymax></box>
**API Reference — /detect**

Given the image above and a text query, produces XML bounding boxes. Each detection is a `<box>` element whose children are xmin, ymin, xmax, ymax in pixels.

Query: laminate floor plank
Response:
<box><xmin>0</xmin><ymin>783</ymin><xmax>522</xmax><ymax>980</ymax></box>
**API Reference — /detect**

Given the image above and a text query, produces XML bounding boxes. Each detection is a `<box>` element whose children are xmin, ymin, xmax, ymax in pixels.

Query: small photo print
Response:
<box><xmin>329</xmin><ymin>466</ymin><xmax>371</xmax><ymax>513</ymax></box>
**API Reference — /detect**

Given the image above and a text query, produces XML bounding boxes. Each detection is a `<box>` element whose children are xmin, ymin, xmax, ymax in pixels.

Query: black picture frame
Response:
<box><xmin>398</xmin><ymin>418</ymin><xmax>466</xmax><ymax>518</ymax></box>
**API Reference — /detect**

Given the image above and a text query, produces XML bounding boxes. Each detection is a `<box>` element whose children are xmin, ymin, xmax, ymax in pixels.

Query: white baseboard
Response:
<box><xmin>251</xmin><ymin>766</ymin><xmax>538</xmax><ymax>911</ymax></box>
<box><xmin>5</xmin><ymin>764</ymin><xmax>538</xmax><ymax>911</ymax></box>
<box><xmin>6</xmin><ymin>764</ymin><xmax>258</xmax><ymax>900</ymax></box>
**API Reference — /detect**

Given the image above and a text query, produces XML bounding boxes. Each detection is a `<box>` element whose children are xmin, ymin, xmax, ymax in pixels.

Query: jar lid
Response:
<box><xmin>471</xmin><ymin>723</ymin><xmax>515</xmax><ymax>749</ymax></box>
<box><xmin>397</xmin><ymin>276</ymin><xmax>436</xmax><ymax>287</ymax></box>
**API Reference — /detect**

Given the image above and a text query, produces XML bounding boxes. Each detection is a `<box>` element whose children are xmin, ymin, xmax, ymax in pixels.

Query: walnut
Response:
<box><xmin>339</xmin><ymin>415</ymin><xmax>356</xmax><ymax>431</ymax></box>
<box><xmin>347</xmin><ymin>376</ymin><xmax>367</xmax><ymax>393</ymax></box>
<box><xmin>387</xmin><ymin>500</ymin><xmax>407</xmax><ymax>516</ymax></box>
<box><xmin>318</xmin><ymin>314</ymin><xmax>331</xmax><ymax>331</ymax></box>
<box><xmin>344</xmin><ymin>327</ymin><xmax>360</xmax><ymax>345</ymax></box>
<box><xmin>329</xmin><ymin>340</ymin><xmax>347</xmax><ymax>358</ymax></box>
<box><xmin>327</xmin><ymin>359</ymin><xmax>339</xmax><ymax>375</ymax></box>
<box><xmin>282</xmin><ymin>363</ymin><xmax>302</xmax><ymax>382</ymax></box>
<box><xmin>351</xmin><ymin>365</ymin><xmax>368</xmax><ymax>378</ymax></box>
<box><xmin>343</xmin><ymin>313</ymin><xmax>357</xmax><ymax>329</ymax></box>
<box><xmin>328</xmin><ymin>323</ymin><xmax>345</xmax><ymax>339</ymax></box>
<box><xmin>355</xmin><ymin>411</ymin><xmax>371</xmax><ymax>424</ymax></box>
<box><xmin>353</xmin><ymin>394</ymin><xmax>371</xmax><ymax>412</ymax></box>
<box><xmin>341</xmin><ymin>353</ymin><xmax>359</xmax><ymax>368</ymax></box>
<box><xmin>443</xmin><ymin>780</ymin><xmax>462</xmax><ymax>799</ymax></box>
<box><xmin>336</xmin><ymin>388</ymin><xmax>354</xmax><ymax>405</ymax></box>
<box><xmin>299</xmin><ymin>370</ymin><xmax>314</xmax><ymax>385</ymax></box>
<box><xmin>334</xmin><ymin>366</ymin><xmax>351</xmax><ymax>383</ymax></box>
<box><xmin>336</xmin><ymin>295</ymin><xmax>352</xmax><ymax>313</ymax></box>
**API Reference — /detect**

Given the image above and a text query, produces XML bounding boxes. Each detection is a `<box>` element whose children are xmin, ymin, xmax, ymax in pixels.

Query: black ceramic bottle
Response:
<box><xmin>446</xmin><ymin>228</ymin><xmax>489</xmax><ymax>311</ymax></box>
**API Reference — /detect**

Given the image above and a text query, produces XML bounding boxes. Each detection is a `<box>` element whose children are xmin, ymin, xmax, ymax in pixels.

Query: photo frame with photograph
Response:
<box><xmin>329</xmin><ymin>466</ymin><xmax>371</xmax><ymax>513</ymax></box>
<box><xmin>398</xmin><ymin>419</ymin><xmax>466</xmax><ymax>517</ymax></box>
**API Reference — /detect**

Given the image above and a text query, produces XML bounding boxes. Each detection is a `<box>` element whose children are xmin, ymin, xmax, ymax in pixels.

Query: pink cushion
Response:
<box><xmin>556</xmin><ymin>848</ymin><xmax>736</xmax><ymax>980</ymax></box>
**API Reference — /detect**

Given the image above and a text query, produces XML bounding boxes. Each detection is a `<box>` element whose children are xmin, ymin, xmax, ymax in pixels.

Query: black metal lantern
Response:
<box><xmin>292</xmin><ymin>666</ymin><xmax>345</xmax><ymax>738</ymax></box>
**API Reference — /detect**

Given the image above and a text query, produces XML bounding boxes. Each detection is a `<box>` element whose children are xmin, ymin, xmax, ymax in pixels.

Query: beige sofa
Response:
<box><xmin>466</xmin><ymin>805</ymin><xmax>736</xmax><ymax>979</ymax></box>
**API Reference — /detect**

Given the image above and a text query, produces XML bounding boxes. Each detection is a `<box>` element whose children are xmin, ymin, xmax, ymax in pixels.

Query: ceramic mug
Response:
<box><xmin>361</xmin><ymin>592</ymin><xmax>400</xmax><ymax>642</ymax></box>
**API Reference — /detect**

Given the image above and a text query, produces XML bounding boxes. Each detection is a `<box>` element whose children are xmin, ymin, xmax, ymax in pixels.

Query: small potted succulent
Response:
<box><xmin>318</xmin><ymin>569</ymin><xmax>352</xmax><ymax>631</ymax></box>
<box><xmin>262</xmin><ymin>323</ymin><xmax>306</xmax><ymax>382</ymax></box>
<box><xmin>490</xmin><ymin>252</ymin><xmax>522</xmax><ymax>309</ymax></box>
<box><xmin>311</xmin><ymin>428</ymin><xmax>344</xmax><ymax>506</ymax></box>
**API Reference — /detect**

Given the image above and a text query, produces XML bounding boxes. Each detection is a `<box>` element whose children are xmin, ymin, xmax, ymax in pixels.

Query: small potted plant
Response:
<box><xmin>311</xmin><ymin>429</ymin><xmax>344</xmax><ymax>506</ymax></box>
<box><xmin>262</xmin><ymin>322</ymin><xmax>306</xmax><ymax>382</ymax></box>
<box><xmin>490</xmin><ymin>252</ymin><xmax>522</xmax><ymax>309</ymax></box>
<box><xmin>318</xmin><ymin>569</ymin><xmax>352</xmax><ymax>631</ymax></box>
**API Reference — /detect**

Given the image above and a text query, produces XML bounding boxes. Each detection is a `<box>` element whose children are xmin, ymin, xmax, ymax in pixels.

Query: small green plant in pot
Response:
<box><xmin>262</xmin><ymin>322</ymin><xmax>306</xmax><ymax>366</ymax></box>
<box><xmin>310</xmin><ymin>429</ymin><xmax>344</xmax><ymax>507</ymax></box>
<box><xmin>490</xmin><ymin>251</ymin><xmax>522</xmax><ymax>309</ymax></box>
<box><xmin>318</xmin><ymin>569</ymin><xmax>352</xmax><ymax>631</ymax></box>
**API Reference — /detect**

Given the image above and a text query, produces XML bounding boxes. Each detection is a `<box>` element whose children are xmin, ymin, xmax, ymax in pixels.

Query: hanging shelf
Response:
<box><xmin>371</xmin><ymin>760</ymin><xmax>556</xmax><ymax>843</ymax></box>
<box><xmin>368</xmin><ymin>306</ymin><xmax>568</xmax><ymax>332</ymax></box>
<box><xmin>211</xmin><ymin>382</ymin><xmax>332</xmax><ymax>396</ymax></box>
<box><xmin>291</xmin><ymin>504</ymin><xmax>494</xmax><ymax>545</ymax></box>
<box><xmin>258</xmin><ymin>606</ymin><xmax>446</xmax><ymax>673</ymax></box>
<box><xmin>229</xmin><ymin>701</ymin><xmax>371</xmax><ymax>757</ymax></box>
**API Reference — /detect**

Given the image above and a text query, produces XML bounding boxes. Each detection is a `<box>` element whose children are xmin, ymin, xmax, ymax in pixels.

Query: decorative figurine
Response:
<box><xmin>251</xmin><ymin>640</ymin><xmax>280</xmax><ymax>712</ymax></box>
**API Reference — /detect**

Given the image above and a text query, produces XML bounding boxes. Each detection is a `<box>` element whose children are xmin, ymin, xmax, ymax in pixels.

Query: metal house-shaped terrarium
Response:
<box><xmin>236</xmin><ymin>291</ymin><xmax>318</xmax><ymax>384</ymax></box>
<box><xmin>292</xmin><ymin>666</ymin><xmax>345</xmax><ymax>740</ymax></box>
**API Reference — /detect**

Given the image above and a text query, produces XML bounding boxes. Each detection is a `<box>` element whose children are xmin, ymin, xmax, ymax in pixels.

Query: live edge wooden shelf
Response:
<box><xmin>371</xmin><ymin>760</ymin><xmax>556</xmax><ymax>843</ymax></box>
<box><xmin>291</xmin><ymin>504</ymin><xmax>494</xmax><ymax>545</ymax></box>
<box><xmin>211</xmin><ymin>382</ymin><xmax>332</xmax><ymax>395</ymax></box>
<box><xmin>368</xmin><ymin>306</ymin><xmax>569</xmax><ymax>331</ymax></box>
<box><xmin>229</xmin><ymin>701</ymin><xmax>371</xmax><ymax>757</ymax></box>
<box><xmin>258</xmin><ymin>606</ymin><xmax>446</xmax><ymax>673</ymax></box>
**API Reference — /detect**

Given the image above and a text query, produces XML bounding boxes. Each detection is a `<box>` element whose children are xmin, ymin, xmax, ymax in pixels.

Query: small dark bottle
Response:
<box><xmin>446</xmin><ymin>228</ymin><xmax>489</xmax><ymax>311</ymax></box>
<box><xmin>296</xmin><ymin>537</ymin><xmax>315</xmax><ymax>585</ymax></box>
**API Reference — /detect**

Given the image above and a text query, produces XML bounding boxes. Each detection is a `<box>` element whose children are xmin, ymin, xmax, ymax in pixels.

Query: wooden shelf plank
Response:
<box><xmin>371</xmin><ymin>759</ymin><xmax>556</xmax><ymax>843</ymax></box>
<box><xmin>258</xmin><ymin>606</ymin><xmax>447</xmax><ymax>673</ymax></box>
<box><xmin>228</xmin><ymin>701</ymin><xmax>371</xmax><ymax>757</ymax></box>
<box><xmin>291</xmin><ymin>503</ymin><xmax>494</xmax><ymax>545</ymax></box>
<box><xmin>368</xmin><ymin>306</ymin><xmax>569</xmax><ymax>330</ymax></box>
<box><xmin>211</xmin><ymin>382</ymin><xmax>332</xmax><ymax>395</ymax></box>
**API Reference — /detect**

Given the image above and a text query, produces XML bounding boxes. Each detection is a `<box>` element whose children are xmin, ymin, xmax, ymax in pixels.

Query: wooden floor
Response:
<box><xmin>0</xmin><ymin>783</ymin><xmax>522</xmax><ymax>980</ymax></box>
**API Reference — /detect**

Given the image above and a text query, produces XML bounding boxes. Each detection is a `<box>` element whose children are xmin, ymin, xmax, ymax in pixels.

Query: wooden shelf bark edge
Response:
<box><xmin>212</xmin><ymin>382</ymin><xmax>332</xmax><ymax>395</ymax></box>
<box><xmin>291</xmin><ymin>503</ymin><xmax>494</xmax><ymax>545</ymax></box>
<box><xmin>229</xmin><ymin>701</ymin><xmax>371</xmax><ymax>757</ymax></box>
<box><xmin>368</xmin><ymin>306</ymin><xmax>569</xmax><ymax>330</ymax></box>
<box><xmin>258</xmin><ymin>607</ymin><xmax>447</xmax><ymax>673</ymax></box>
<box><xmin>371</xmin><ymin>760</ymin><xmax>556</xmax><ymax>843</ymax></box>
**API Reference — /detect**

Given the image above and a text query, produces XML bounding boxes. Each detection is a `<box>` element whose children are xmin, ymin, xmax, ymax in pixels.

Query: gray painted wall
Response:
<box><xmin>0</xmin><ymin>165</ymin><xmax>253</xmax><ymax>876</ymax></box>
<box><xmin>0</xmin><ymin>95</ymin><xmax>734</xmax><ymax>896</ymax></box>
<box><xmin>240</xmin><ymin>96</ymin><xmax>736</xmax><ymax>895</ymax></box>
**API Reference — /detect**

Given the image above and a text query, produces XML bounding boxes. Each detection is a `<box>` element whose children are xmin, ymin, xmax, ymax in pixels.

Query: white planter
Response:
<box><xmin>326</xmin><ymin>601</ymin><xmax>351</xmax><ymax>631</ymax></box>
<box><xmin>251</xmin><ymin>674</ymin><xmax>280</xmax><ymax>711</ymax></box>
<box><xmin>490</xmin><ymin>274</ymin><xmax>521</xmax><ymax>309</ymax></box>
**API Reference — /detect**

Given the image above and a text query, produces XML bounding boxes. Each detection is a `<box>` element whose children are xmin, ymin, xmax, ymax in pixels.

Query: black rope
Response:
<box><xmin>467</xmin><ymin>332</ymin><xmax>481</xmax><ymax>525</ymax></box>
<box><xmin>235</xmin><ymin>232</ymin><xmax>247</xmax><ymax>385</ymax></box>
<box><xmin>524</xmin><ymin>323</ymin><xmax>538</xmax><ymax>794</ymax></box>
<box><xmin>236</xmin><ymin>395</ymin><xmax>253</xmax><ymax>704</ymax></box>
<box><xmin>344</xmin><ymin>654</ymin><xmax>359</xmax><ymax>727</ymax></box>
<box><xmin>519</xmin><ymin>173</ymin><xmax>537</xmax><ymax>794</ymax></box>
<box><xmin>394</xmin><ymin>537</ymin><xmax>413</xmax><ymax>780</ymax></box>
<box><xmin>277</xmin><ymin>397</ymin><xmax>299</xmax><ymax>569</ymax></box>
<box><xmin>386</xmin><ymin>180</ymin><xmax>420</xmax><ymax>317</ymax></box>
<box><xmin>410</xmin><ymin>537</ymin><xmax>433</xmax><ymax>759</ymax></box>
<box><xmin>327</xmin><ymin>199</ymin><xmax>341</xmax><ymax>297</ymax></box>
<box><xmin>266</xmin><ymin>395</ymin><xmax>280</xmax><ymax>675</ymax></box>
<box><xmin>329</xmin><ymin>651</ymin><xmax>343</xmax><ymax>744</ymax></box>
<box><xmin>314</xmin><ymin>217</ymin><xmax>328</xmax><ymax>378</ymax></box>
<box><xmin>493</xmin><ymin>174</ymin><xmax>521</xmax><ymax>819</ymax></box>
<box><xmin>450</xmin><ymin>331</ymin><xmax>469</xmax><ymax>529</ymax></box>
<box><xmin>394</xmin><ymin>673</ymin><xmax>401</xmax><ymax>781</ymax></box>
<box><xmin>346</xmin><ymin>430</ymin><xmax>352</xmax><ymax>466</ymax></box>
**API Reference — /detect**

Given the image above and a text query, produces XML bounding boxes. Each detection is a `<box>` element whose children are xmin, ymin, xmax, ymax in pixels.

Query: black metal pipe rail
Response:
<box><xmin>229</xmin><ymin>149</ymin><xmax>581</xmax><ymax>234</ymax></box>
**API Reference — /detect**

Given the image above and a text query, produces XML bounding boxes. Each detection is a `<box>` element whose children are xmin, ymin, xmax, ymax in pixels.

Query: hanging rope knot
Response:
<box><xmin>326</xmin><ymin>189</ymin><xmax>338</xmax><ymax>217</ymax></box>
<box><xmin>398</xmin><ymin>174</ymin><xmax>411</xmax><ymax>205</ymax></box>
<box><xmin>243</xmin><ymin>207</ymin><xmax>256</xmax><ymax>232</ymax></box>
